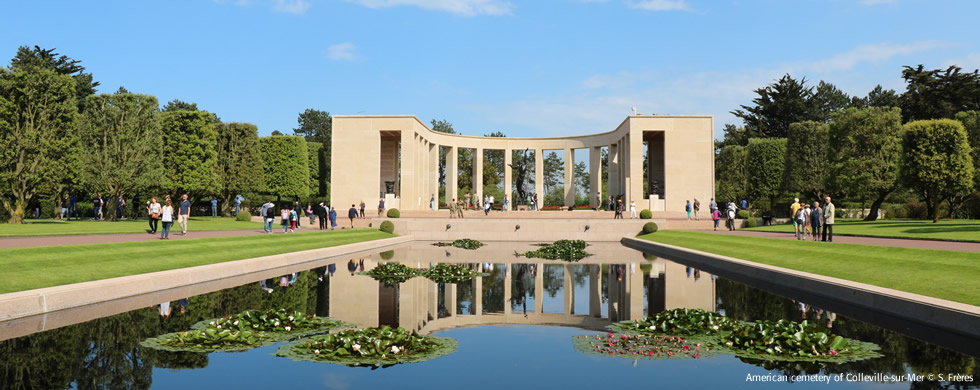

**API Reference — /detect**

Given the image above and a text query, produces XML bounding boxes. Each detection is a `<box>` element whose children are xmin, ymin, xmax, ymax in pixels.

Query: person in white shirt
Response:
<box><xmin>160</xmin><ymin>200</ymin><xmax>175</xmax><ymax>239</ymax></box>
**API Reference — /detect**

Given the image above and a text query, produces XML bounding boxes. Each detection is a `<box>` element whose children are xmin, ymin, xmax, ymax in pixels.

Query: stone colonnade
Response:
<box><xmin>330</xmin><ymin>115</ymin><xmax>714</xmax><ymax>213</ymax></box>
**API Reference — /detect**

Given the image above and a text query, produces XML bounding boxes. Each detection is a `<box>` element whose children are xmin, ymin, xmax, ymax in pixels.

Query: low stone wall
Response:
<box><xmin>620</xmin><ymin>237</ymin><xmax>980</xmax><ymax>354</ymax></box>
<box><xmin>0</xmin><ymin>235</ymin><xmax>413</xmax><ymax>324</ymax></box>
<box><xmin>383</xmin><ymin>218</ymin><xmax>659</xmax><ymax>241</ymax></box>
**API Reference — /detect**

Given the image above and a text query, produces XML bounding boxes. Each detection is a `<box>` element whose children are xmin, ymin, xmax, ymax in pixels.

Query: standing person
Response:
<box><xmin>607</xmin><ymin>196</ymin><xmax>614</xmax><ymax>213</ymax></box>
<box><xmin>685</xmin><ymin>200</ymin><xmax>692</xmax><ymax>220</ymax></box>
<box><xmin>210</xmin><ymin>198</ymin><xmax>218</xmax><ymax>217</ymax></box>
<box><xmin>289</xmin><ymin>207</ymin><xmax>298</xmax><ymax>232</ymax></box>
<box><xmin>430</xmin><ymin>194</ymin><xmax>436</xmax><ymax>211</ymax></box>
<box><xmin>465</xmin><ymin>192</ymin><xmax>471</xmax><ymax>210</ymax></box>
<box><xmin>811</xmin><ymin>201</ymin><xmax>823</xmax><ymax>242</ymax></box>
<box><xmin>378</xmin><ymin>198</ymin><xmax>385</xmax><ymax>216</ymax></box>
<box><xmin>822</xmin><ymin>196</ymin><xmax>835</xmax><ymax>242</ymax></box>
<box><xmin>262</xmin><ymin>200</ymin><xmax>275</xmax><ymax>233</ymax></box>
<box><xmin>148</xmin><ymin>197</ymin><xmax>161</xmax><ymax>234</ymax></box>
<box><xmin>60</xmin><ymin>193</ymin><xmax>70</xmax><ymax>220</ymax></box>
<box><xmin>93</xmin><ymin>194</ymin><xmax>103</xmax><ymax>220</ymax></box>
<box><xmin>448</xmin><ymin>198</ymin><xmax>457</xmax><ymax>219</ymax></box>
<box><xmin>307</xmin><ymin>204</ymin><xmax>315</xmax><ymax>225</ymax></box>
<box><xmin>614</xmin><ymin>199</ymin><xmax>624</xmax><ymax>219</ymax></box>
<box><xmin>348</xmin><ymin>204</ymin><xmax>358</xmax><ymax>229</ymax></box>
<box><xmin>489</xmin><ymin>194</ymin><xmax>495</xmax><ymax>211</ymax></box>
<box><xmin>740</xmin><ymin>199</ymin><xmax>748</xmax><ymax>210</ymax></box>
<box><xmin>629</xmin><ymin>200</ymin><xmax>637</xmax><ymax>219</ymax></box>
<box><xmin>711</xmin><ymin>207</ymin><xmax>722</xmax><ymax>231</ymax></box>
<box><xmin>160</xmin><ymin>199</ymin><xmax>174</xmax><ymax>240</ymax></box>
<box><xmin>177</xmin><ymin>194</ymin><xmax>191</xmax><ymax>236</ymax></box>
<box><xmin>359</xmin><ymin>201</ymin><xmax>366</xmax><ymax>218</ymax></box>
<box><xmin>532</xmin><ymin>194</ymin><xmax>538</xmax><ymax>211</ymax></box>
<box><xmin>790</xmin><ymin>198</ymin><xmax>802</xmax><ymax>240</ymax></box>
<box><xmin>456</xmin><ymin>198</ymin><xmax>465</xmax><ymax>219</ymax></box>
<box><xmin>280</xmin><ymin>207</ymin><xmax>291</xmax><ymax>233</ymax></box>
<box><xmin>234</xmin><ymin>194</ymin><xmax>246</xmax><ymax>217</ymax></box>
<box><xmin>483</xmin><ymin>197</ymin><xmax>490</xmax><ymax>215</ymax></box>
<box><xmin>503</xmin><ymin>195</ymin><xmax>509</xmax><ymax>212</ymax></box>
<box><xmin>293</xmin><ymin>202</ymin><xmax>303</xmax><ymax>229</ymax></box>
<box><xmin>693</xmin><ymin>198</ymin><xmax>701</xmax><ymax>221</ymax></box>
<box><xmin>329</xmin><ymin>206</ymin><xmax>338</xmax><ymax>230</ymax></box>
<box><xmin>69</xmin><ymin>193</ymin><xmax>78</xmax><ymax>221</ymax></box>
<box><xmin>709</xmin><ymin>198</ymin><xmax>717</xmax><ymax>214</ymax></box>
<box><xmin>116</xmin><ymin>196</ymin><xmax>126</xmax><ymax>221</ymax></box>
<box><xmin>727</xmin><ymin>203</ymin><xmax>737</xmax><ymax>231</ymax></box>
<box><xmin>793</xmin><ymin>203</ymin><xmax>807</xmax><ymax>240</ymax></box>
<box><xmin>803</xmin><ymin>204</ymin><xmax>812</xmax><ymax>240</ymax></box>
<box><xmin>317</xmin><ymin>203</ymin><xmax>328</xmax><ymax>230</ymax></box>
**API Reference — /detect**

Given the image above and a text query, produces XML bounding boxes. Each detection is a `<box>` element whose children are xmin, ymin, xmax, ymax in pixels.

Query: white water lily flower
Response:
<box><xmin>648</xmin><ymin>325</ymin><xmax>656</xmax><ymax>330</ymax></box>
<box><xmin>274</xmin><ymin>321</ymin><xmax>280</xmax><ymax>327</ymax></box>
<box><xmin>314</xmin><ymin>349</ymin><xmax>320</xmax><ymax>355</ymax></box>
<box><xmin>209</xmin><ymin>321</ymin><xmax>216</xmax><ymax>326</ymax></box>
<box><xmin>216</xmin><ymin>325</ymin><xmax>222</xmax><ymax>329</ymax></box>
<box><xmin>284</xmin><ymin>326</ymin><xmax>291</xmax><ymax>331</ymax></box>
<box><xmin>712</xmin><ymin>325</ymin><xmax>719</xmax><ymax>330</ymax></box>
<box><xmin>352</xmin><ymin>344</ymin><xmax>361</xmax><ymax>352</ymax></box>
<box><xmin>233</xmin><ymin>320</ymin><xmax>239</xmax><ymax>326</ymax></box>
<box><xmin>289</xmin><ymin>316</ymin><xmax>294</xmax><ymax>321</ymax></box>
<box><xmin>390</xmin><ymin>345</ymin><xmax>400</xmax><ymax>354</ymax></box>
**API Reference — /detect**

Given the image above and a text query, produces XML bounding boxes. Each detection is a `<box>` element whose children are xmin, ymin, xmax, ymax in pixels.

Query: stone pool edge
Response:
<box><xmin>621</xmin><ymin>236</ymin><xmax>980</xmax><ymax>339</ymax></box>
<box><xmin>0</xmin><ymin>235</ymin><xmax>413</xmax><ymax>322</ymax></box>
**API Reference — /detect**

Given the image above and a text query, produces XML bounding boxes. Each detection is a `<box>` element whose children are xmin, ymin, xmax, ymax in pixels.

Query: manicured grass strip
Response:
<box><xmin>0</xmin><ymin>229</ymin><xmax>394</xmax><ymax>294</ymax></box>
<box><xmin>0</xmin><ymin>217</ymin><xmax>265</xmax><ymax>237</ymax></box>
<box><xmin>745</xmin><ymin>219</ymin><xmax>980</xmax><ymax>242</ymax></box>
<box><xmin>0</xmin><ymin>217</ymin><xmax>264</xmax><ymax>237</ymax></box>
<box><xmin>638</xmin><ymin>231</ymin><xmax>980</xmax><ymax>306</ymax></box>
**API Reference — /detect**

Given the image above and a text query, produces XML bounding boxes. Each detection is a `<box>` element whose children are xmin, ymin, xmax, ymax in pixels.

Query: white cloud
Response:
<box><xmin>803</xmin><ymin>41</ymin><xmax>951</xmax><ymax>72</ymax></box>
<box><xmin>273</xmin><ymin>0</ymin><xmax>311</xmax><ymax>14</ymax></box>
<box><xmin>327</xmin><ymin>42</ymin><xmax>360</xmax><ymax>61</ymax></box>
<box><xmin>628</xmin><ymin>0</ymin><xmax>692</xmax><ymax>11</ymax></box>
<box><xmin>347</xmin><ymin>0</ymin><xmax>513</xmax><ymax>16</ymax></box>
<box><xmin>858</xmin><ymin>0</ymin><xmax>895</xmax><ymax>5</ymax></box>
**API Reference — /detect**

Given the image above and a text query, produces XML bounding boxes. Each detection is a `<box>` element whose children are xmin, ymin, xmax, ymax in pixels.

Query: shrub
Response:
<box><xmin>641</xmin><ymin>222</ymin><xmax>659</xmax><ymax>235</ymax></box>
<box><xmin>744</xmin><ymin>217</ymin><xmax>758</xmax><ymax>228</ymax></box>
<box><xmin>236</xmin><ymin>210</ymin><xmax>252</xmax><ymax>221</ymax></box>
<box><xmin>639</xmin><ymin>209</ymin><xmax>652</xmax><ymax>219</ymax></box>
<box><xmin>904</xmin><ymin>202</ymin><xmax>927</xmax><ymax>219</ymax></box>
<box><xmin>379</xmin><ymin>250</ymin><xmax>395</xmax><ymax>260</ymax></box>
<box><xmin>379</xmin><ymin>220</ymin><xmax>395</xmax><ymax>234</ymax></box>
<box><xmin>386</xmin><ymin>208</ymin><xmax>400</xmax><ymax>218</ymax></box>
<box><xmin>736</xmin><ymin>210</ymin><xmax>749</xmax><ymax>219</ymax></box>
<box><xmin>834</xmin><ymin>208</ymin><xmax>846</xmax><ymax>219</ymax></box>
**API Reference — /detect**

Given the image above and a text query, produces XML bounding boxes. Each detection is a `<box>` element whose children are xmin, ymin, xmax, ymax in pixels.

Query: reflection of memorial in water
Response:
<box><xmin>323</xmin><ymin>241</ymin><xmax>717</xmax><ymax>334</ymax></box>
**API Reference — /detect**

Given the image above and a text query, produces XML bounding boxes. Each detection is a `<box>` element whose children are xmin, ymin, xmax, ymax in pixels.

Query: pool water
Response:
<box><xmin>0</xmin><ymin>242</ymin><xmax>976</xmax><ymax>389</ymax></box>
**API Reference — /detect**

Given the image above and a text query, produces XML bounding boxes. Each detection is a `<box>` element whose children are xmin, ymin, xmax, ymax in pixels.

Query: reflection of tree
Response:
<box><xmin>0</xmin><ymin>324</ymin><xmax>83</xmax><ymax>389</ymax></box>
<box><xmin>715</xmin><ymin>278</ymin><xmax>980</xmax><ymax>380</ymax></box>
<box><xmin>543</xmin><ymin>264</ymin><xmax>564</xmax><ymax>298</ymax></box>
<box><xmin>482</xmin><ymin>265</ymin><xmax>506</xmax><ymax>313</ymax></box>
<box><xmin>144</xmin><ymin>349</ymin><xmax>208</xmax><ymax>370</ymax></box>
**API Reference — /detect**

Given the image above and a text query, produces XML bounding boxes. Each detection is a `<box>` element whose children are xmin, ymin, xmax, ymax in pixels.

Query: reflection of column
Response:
<box><xmin>564</xmin><ymin>148</ymin><xmax>574</xmax><ymax>207</ymax></box>
<box><xmin>564</xmin><ymin>264</ymin><xmax>574</xmax><ymax>314</ymax></box>
<box><xmin>474</xmin><ymin>148</ymin><xmax>483</xmax><ymax>201</ymax></box>
<box><xmin>446</xmin><ymin>283</ymin><xmax>457</xmax><ymax>317</ymax></box>
<box><xmin>590</xmin><ymin>146</ymin><xmax>602</xmax><ymax>206</ymax></box>
<box><xmin>504</xmin><ymin>266</ymin><xmax>512</xmax><ymax>315</ymax></box>
<box><xmin>504</xmin><ymin>149</ymin><xmax>512</xmax><ymax>210</ymax></box>
<box><xmin>589</xmin><ymin>265</ymin><xmax>601</xmax><ymax>317</ymax></box>
<box><xmin>627</xmin><ymin>262</ymin><xmax>643</xmax><ymax>321</ymax></box>
<box><xmin>534</xmin><ymin>150</ymin><xmax>544</xmax><ymax>207</ymax></box>
<box><xmin>534</xmin><ymin>263</ymin><xmax>544</xmax><ymax>313</ymax></box>
<box><xmin>429</xmin><ymin>278</ymin><xmax>438</xmax><ymax>322</ymax></box>
<box><xmin>607</xmin><ymin>265</ymin><xmax>620</xmax><ymax>321</ymax></box>
<box><xmin>447</xmin><ymin>146</ymin><xmax>458</xmax><ymax>204</ymax></box>
<box><xmin>474</xmin><ymin>272</ymin><xmax>483</xmax><ymax>315</ymax></box>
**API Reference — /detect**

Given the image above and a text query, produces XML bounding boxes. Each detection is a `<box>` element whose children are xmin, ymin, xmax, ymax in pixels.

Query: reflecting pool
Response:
<box><xmin>0</xmin><ymin>241</ymin><xmax>976</xmax><ymax>389</ymax></box>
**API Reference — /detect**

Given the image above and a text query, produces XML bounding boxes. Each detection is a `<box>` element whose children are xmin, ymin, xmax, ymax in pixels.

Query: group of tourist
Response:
<box><xmin>145</xmin><ymin>194</ymin><xmax>191</xmax><ymax>239</ymax></box>
<box><xmin>790</xmin><ymin>196</ymin><xmax>836</xmax><ymax>242</ymax></box>
<box><xmin>258</xmin><ymin>200</ymin><xmax>365</xmax><ymax>233</ymax></box>
<box><xmin>708</xmin><ymin>198</ymin><xmax>745</xmax><ymax>231</ymax></box>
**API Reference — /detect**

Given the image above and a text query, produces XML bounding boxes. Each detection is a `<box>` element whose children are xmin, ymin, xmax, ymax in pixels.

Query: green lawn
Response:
<box><xmin>744</xmin><ymin>219</ymin><xmax>980</xmax><ymax>242</ymax></box>
<box><xmin>638</xmin><ymin>230</ymin><xmax>980</xmax><ymax>306</ymax></box>
<box><xmin>0</xmin><ymin>229</ymin><xmax>393</xmax><ymax>294</ymax></box>
<box><xmin>0</xmin><ymin>217</ymin><xmax>263</xmax><ymax>237</ymax></box>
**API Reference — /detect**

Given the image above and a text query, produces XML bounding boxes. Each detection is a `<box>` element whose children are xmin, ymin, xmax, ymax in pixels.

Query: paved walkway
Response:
<box><xmin>0</xmin><ymin>219</ymin><xmax>378</xmax><ymax>249</ymax></box>
<box><xmin>713</xmin><ymin>229</ymin><xmax>980</xmax><ymax>252</ymax></box>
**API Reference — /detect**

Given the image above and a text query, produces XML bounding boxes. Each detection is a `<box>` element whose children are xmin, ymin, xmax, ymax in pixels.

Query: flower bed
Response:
<box><xmin>276</xmin><ymin>326</ymin><xmax>457</xmax><ymax>367</ymax></box>
<box><xmin>141</xmin><ymin>308</ymin><xmax>350</xmax><ymax>352</ymax></box>
<box><xmin>522</xmin><ymin>239</ymin><xmax>591</xmax><ymax>262</ymax></box>
<box><xmin>358</xmin><ymin>262</ymin><xmax>420</xmax><ymax>285</ymax></box>
<box><xmin>422</xmin><ymin>264</ymin><xmax>489</xmax><ymax>284</ymax></box>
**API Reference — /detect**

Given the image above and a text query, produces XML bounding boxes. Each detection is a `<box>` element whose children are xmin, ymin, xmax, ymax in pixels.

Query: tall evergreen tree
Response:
<box><xmin>215</xmin><ymin>122</ymin><xmax>265</xmax><ymax>215</ymax></box>
<box><xmin>732</xmin><ymin>74</ymin><xmax>817</xmax><ymax>138</ymax></box>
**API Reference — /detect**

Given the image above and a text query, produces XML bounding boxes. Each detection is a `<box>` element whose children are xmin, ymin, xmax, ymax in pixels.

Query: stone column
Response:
<box><xmin>447</xmin><ymin>146</ymin><xmax>458</xmax><ymax>204</ymax></box>
<box><xmin>504</xmin><ymin>149</ymin><xmax>512</xmax><ymax>210</ymax></box>
<box><xmin>430</xmin><ymin>143</ymin><xmax>439</xmax><ymax>207</ymax></box>
<box><xmin>534</xmin><ymin>263</ymin><xmax>544</xmax><ymax>314</ymax></box>
<box><xmin>608</xmin><ymin>142</ymin><xmax>619</xmax><ymax>199</ymax></box>
<box><xmin>564</xmin><ymin>148</ymin><xmax>574</xmax><ymax>207</ymax></box>
<box><xmin>590</xmin><ymin>146</ymin><xmax>602</xmax><ymax>207</ymax></box>
<box><xmin>504</xmin><ymin>265</ymin><xmax>512</xmax><ymax>315</ymax></box>
<box><xmin>628</xmin><ymin>133</ymin><xmax>643</xmax><ymax>208</ymax></box>
<box><xmin>589</xmin><ymin>264</ymin><xmax>601</xmax><ymax>317</ymax></box>
<box><xmin>474</xmin><ymin>148</ymin><xmax>483</xmax><ymax>204</ymax></box>
<box><xmin>534</xmin><ymin>149</ymin><xmax>544</xmax><ymax>208</ymax></box>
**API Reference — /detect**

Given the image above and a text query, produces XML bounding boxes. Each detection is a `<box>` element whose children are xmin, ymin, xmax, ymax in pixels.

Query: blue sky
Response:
<box><xmin>3</xmin><ymin>0</ymin><xmax>979</xmax><ymax>140</ymax></box>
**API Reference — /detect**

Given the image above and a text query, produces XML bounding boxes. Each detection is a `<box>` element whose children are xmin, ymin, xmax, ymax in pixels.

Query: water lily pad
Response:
<box><xmin>521</xmin><ymin>240</ymin><xmax>591</xmax><ymax>262</ymax></box>
<box><xmin>431</xmin><ymin>238</ymin><xmax>485</xmax><ymax>250</ymax></box>
<box><xmin>358</xmin><ymin>262</ymin><xmax>421</xmax><ymax>285</ymax></box>
<box><xmin>276</xmin><ymin>326</ymin><xmax>457</xmax><ymax>367</ymax></box>
<box><xmin>422</xmin><ymin>264</ymin><xmax>489</xmax><ymax>284</ymax></box>
<box><xmin>609</xmin><ymin>308</ymin><xmax>740</xmax><ymax>336</ymax></box>
<box><xmin>573</xmin><ymin>333</ymin><xmax>724</xmax><ymax>360</ymax></box>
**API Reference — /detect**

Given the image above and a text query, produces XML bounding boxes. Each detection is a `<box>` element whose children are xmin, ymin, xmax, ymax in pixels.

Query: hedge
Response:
<box><xmin>386</xmin><ymin>208</ymin><xmax>400</xmax><ymax>218</ymax></box>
